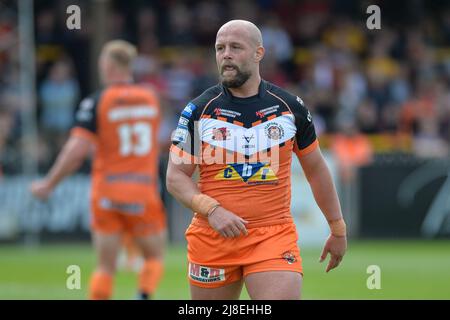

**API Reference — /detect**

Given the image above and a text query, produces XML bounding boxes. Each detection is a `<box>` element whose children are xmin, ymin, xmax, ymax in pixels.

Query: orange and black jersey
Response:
<box><xmin>171</xmin><ymin>80</ymin><xmax>319</xmax><ymax>227</ymax></box>
<box><xmin>71</xmin><ymin>83</ymin><xmax>161</xmax><ymax>207</ymax></box>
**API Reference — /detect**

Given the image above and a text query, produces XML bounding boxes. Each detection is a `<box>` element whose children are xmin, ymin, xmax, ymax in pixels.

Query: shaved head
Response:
<box><xmin>215</xmin><ymin>20</ymin><xmax>265</xmax><ymax>92</ymax></box>
<box><xmin>216</xmin><ymin>20</ymin><xmax>263</xmax><ymax>48</ymax></box>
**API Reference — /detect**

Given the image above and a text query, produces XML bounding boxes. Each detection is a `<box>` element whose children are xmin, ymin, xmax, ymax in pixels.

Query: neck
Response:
<box><xmin>104</xmin><ymin>73</ymin><xmax>132</xmax><ymax>86</ymax></box>
<box><xmin>227</xmin><ymin>74</ymin><xmax>261</xmax><ymax>98</ymax></box>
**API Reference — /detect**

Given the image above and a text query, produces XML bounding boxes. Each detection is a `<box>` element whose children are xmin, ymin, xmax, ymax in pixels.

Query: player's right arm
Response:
<box><xmin>166</xmin><ymin>101</ymin><xmax>248</xmax><ymax>238</ymax></box>
<box><xmin>166</xmin><ymin>159</ymin><xmax>248</xmax><ymax>238</ymax></box>
<box><xmin>30</xmin><ymin>93</ymin><xmax>100</xmax><ymax>200</ymax></box>
<box><xmin>166</xmin><ymin>160</ymin><xmax>198</xmax><ymax>208</ymax></box>
<box><xmin>30</xmin><ymin>137</ymin><xmax>94</xmax><ymax>200</ymax></box>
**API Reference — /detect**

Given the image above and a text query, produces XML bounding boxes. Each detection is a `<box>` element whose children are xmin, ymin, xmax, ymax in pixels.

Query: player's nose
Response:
<box><xmin>223</xmin><ymin>46</ymin><xmax>233</xmax><ymax>59</ymax></box>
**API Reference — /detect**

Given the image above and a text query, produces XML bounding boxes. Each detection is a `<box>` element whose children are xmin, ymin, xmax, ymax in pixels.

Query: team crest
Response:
<box><xmin>264</xmin><ymin>123</ymin><xmax>285</xmax><ymax>140</ymax></box>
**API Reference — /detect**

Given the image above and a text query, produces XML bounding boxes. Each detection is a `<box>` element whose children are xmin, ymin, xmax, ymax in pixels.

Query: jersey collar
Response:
<box><xmin>220</xmin><ymin>79</ymin><xmax>267</xmax><ymax>103</ymax></box>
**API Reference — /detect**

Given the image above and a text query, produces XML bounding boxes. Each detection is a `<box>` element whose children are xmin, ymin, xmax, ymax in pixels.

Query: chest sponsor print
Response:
<box><xmin>215</xmin><ymin>162</ymin><xmax>278</xmax><ymax>184</ymax></box>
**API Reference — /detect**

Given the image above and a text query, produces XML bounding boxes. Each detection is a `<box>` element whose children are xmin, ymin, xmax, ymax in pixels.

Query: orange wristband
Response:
<box><xmin>329</xmin><ymin>218</ymin><xmax>347</xmax><ymax>237</ymax></box>
<box><xmin>191</xmin><ymin>194</ymin><xmax>220</xmax><ymax>217</ymax></box>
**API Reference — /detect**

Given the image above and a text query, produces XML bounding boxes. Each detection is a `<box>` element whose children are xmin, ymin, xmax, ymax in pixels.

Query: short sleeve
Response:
<box><xmin>170</xmin><ymin>102</ymin><xmax>200</xmax><ymax>163</ymax></box>
<box><xmin>292</xmin><ymin>96</ymin><xmax>318</xmax><ymax>157</ymax></box>
<box><xmin>74</xmin><ymin>94</ymin><xmax>100</xmax><ymax>132</ymax></box>
<box><xmin>70</xmin><ymin>92</ymin><xmax>101</xmax><ymax>143</ymax></box>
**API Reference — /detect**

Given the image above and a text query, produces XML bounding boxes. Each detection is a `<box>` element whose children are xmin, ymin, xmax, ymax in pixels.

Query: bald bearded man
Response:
<box><xmin>166</xmin><ymin>20</ymin><xmax>347</xmax><ymax>300</ymax></box>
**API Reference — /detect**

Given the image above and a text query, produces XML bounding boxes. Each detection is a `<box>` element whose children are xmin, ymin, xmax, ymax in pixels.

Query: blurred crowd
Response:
<box><xmin>1</xmin><ymin>0</ymin><xmax>450</xmax><ymax>177</ymax></box>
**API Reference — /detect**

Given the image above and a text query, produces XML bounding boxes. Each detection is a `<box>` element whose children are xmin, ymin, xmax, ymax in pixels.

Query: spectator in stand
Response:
<box><xmin>39</xmin><ymin>58</ymin><xmax>80</xmax><ymax>155</ymax></box>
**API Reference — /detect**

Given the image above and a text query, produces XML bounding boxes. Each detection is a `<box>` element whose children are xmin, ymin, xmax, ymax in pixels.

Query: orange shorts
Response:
<box><xmin>185</xmin><ymin>222</ymin><xmax>302</xmax><ymax>288</ymax></box>
<box><xmin>91</xmin><ymin>197</ymin><xmax>166</xmax><ymax>237</ymax></box>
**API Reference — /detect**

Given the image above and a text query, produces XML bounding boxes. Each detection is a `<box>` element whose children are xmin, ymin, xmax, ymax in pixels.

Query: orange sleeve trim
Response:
<box><xmin>70</xmin><ymin>127</ymin><xmax>97</xmax><ymax>144</ymax></box>
<box><xmin>295</xmin><ymin>139</ymin><xmax>319</xmax><ymax>157</ymax></box>
<box><xmin>169</xmin><ymin>144</ymin><xmax>198</xmax><ymax>164</ymax></box>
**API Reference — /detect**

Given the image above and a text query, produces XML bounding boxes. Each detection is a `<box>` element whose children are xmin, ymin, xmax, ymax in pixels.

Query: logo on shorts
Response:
<box><xmin>282</xmin><ymin>251</ymin><xmax>297</xmax><ymax>264</ymax></box>
<box><xmin>189</xmin><ymin>263</ymin><xmax>225</xmax><ymax>283</ymax></box>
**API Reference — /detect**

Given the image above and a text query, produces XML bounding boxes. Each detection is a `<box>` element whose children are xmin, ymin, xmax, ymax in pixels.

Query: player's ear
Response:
<box><xmin>254</xmin><ymin>46</ymin><xmax>265</xmax><ymax>62</ymax></box>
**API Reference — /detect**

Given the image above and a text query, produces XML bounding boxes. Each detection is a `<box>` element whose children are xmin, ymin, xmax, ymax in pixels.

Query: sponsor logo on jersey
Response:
<box><xmin>76</xmin><ymin>97</ymin><xmax>95</xmax><ymax>122</ymax></box>
<box><xmin>242</xmin><ymin>134</ymin><xmax>255</xmax><ymax>149</ymax></box>
<box><xmin>80</xmin><ymin>97</ymin><xmax>94</xmax><ymax>110</ymax></box>
<box><xmin>256</xmin><ymin>105</ymin><xmax>280</xmax><ymax>118</ymax></box>
<box><xmin>215</xmin><ymin>162</ymin><xmax>278</xmax><ymax>184</ymax></box>
<box><xmin>296</xmin><ymin>96</ymin><xmax>304</xmax><ymax>105</ymax></box>
<box><xmin>172</xmin><ymin>127</ymin><xmax>188</xmax><ymax>143</ymax></box>
<box><xmin>189</xmin><ymin>263</ymin><xmax>225</xmax><ymax>283</ymax></box>
<box><xmin>213</xmin><ymin>108</ymin><xmax>242</xmax><ymax>118</ymax></box>
<box><xmin>108</xmin><ymin>105</ymin><xmax>157</xmax><ymax>122</ymax></box>
<box><xmin>178</xmin><ymin>116</ymin><xmax>189</xmax><ymax>128</ymax></box>
<box><xmin>307</xmin><ymin>110</ymin><xmax>312</xmax><ymax>122</ymax></box>
<box><xmin>212</xmin><ymin>127</ymin><xmax>230</xmax><ymax>141</ymax></box>
<box><xmin>243</xmin><ymin>134</ymin><xmax>254</xmax><ymax>143</ymax></box>
<box><xmin>264</xmin><ymin>122</ymin><xmax>285</xmax><ymax>140</ymax></box>
<box><xmin>181</xmin><ymin>102</ymin><xmax>197</xmax><ymax>118</ymax></box>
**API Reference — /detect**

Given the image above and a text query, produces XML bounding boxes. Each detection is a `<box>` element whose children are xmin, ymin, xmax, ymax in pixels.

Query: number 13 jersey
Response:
<box><xmin>71</xmin><ymin>83</ymin><xmax>161</xmax><ymax>207</ymax></box>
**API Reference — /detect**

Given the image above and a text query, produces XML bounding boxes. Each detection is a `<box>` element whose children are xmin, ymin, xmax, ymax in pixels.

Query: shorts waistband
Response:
<box><xmin>191</xmin><ymin>214</ymin><xmax>294</xmax><ymax>229</ymax></box>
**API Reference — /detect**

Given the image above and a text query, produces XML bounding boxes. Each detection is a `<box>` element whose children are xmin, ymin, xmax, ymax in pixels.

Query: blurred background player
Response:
<box><xmin>30</xmin><ymin>40</ymin><xmax>166</xmax><ymax>300</ymax></box>
<box><xmin>118</xmin><ymin>232</ymin><xmax>144</xmax><ymax>273</ymax></box>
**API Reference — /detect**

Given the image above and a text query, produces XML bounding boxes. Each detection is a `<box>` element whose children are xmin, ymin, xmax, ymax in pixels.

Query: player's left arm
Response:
<box><xmin>30</xmin><ymin>136</ymin><xmax>94</xmax><ymax>200</ymax></box>
<box><xmin>298</xmin><ymin>147</ymin><xmax>347</xmax><ymax>272</ymax></box>
<box><xmin>289</xmin><ymin>92</ymin><xmax>347</xmax><ymax>272</ymax></box>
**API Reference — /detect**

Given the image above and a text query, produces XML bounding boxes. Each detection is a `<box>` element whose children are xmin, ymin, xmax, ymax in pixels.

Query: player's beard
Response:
<box><xmin>220</xmin><ymin>65</ymin><xmax>251</xmax><ymax>88</ymax></box>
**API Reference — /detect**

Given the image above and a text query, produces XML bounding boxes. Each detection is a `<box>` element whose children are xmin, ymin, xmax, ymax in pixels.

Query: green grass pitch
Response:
<box><xmin>0</xmin><ymin>240</ymin><xmax>449</xmax><ymax>299</ymax></box>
